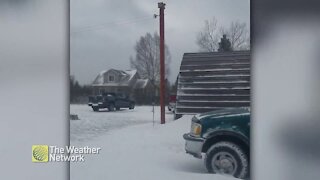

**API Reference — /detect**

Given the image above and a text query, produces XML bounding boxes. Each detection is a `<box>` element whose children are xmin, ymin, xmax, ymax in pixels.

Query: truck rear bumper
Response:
<box><xmin>91</xmin><ymin>103</ymin><xmax>107</xmax><ymax>108</ymax></box>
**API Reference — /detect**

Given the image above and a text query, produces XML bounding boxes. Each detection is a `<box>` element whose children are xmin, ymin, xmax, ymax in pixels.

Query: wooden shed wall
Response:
<box><xmin>176</xmin><ymin>51</ymin><xmax>250</xmax><ymax>116</ymax></box>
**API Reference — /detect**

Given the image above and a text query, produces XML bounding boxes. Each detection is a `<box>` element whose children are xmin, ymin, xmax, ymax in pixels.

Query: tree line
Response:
<box><xmin>70</xmin><ymin>76</ymin><xmax>90</xmax><ymax>104</ymax></box>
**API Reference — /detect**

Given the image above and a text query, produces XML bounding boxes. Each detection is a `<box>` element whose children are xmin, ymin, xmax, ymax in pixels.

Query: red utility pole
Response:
<box><xmin>158</xmin><ymin>2</ymin><xmax>166</xmax><ymax>124</ymax></box>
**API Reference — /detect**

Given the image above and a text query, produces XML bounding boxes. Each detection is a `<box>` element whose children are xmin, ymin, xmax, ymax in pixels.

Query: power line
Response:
<box><xmin>71</xmin><ymin>16</ymin><xmax>155</xmax><ymax>34</ymax></box>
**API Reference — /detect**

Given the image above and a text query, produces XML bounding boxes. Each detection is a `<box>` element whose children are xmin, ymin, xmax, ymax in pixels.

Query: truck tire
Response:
<box><xmin>116</xmin><ymin>106</ymin><xmax>120</xmax><ymax>111</ymax></box>
<box><xmin>108</xmin><ymin>104</ymin><xmax>115</xmax><ymax>111</ymax></box>
<box><xmin>129</xmin><ymin>103</ymin><xmax>134</xmax><ymax>109</ymax></box>
<box><xmin>205</xmin><ymin>141</ymin><xmax>249</xmax><ymax>179</ymax></box>
<box><xmin>92</xmin><ymin>107</ymin><xmax>99</xmax><ymax>112</ymax></box>
<box><xmin>174</xmin><ymin>113</ymin><xmax>182</xmax><ymax>120</ymax></box>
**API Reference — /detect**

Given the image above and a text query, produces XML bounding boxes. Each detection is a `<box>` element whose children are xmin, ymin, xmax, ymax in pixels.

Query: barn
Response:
<box><xmin>175</xmin><ymin>51</ymin><xmax>250</xmax><ymax>118</ymax></box>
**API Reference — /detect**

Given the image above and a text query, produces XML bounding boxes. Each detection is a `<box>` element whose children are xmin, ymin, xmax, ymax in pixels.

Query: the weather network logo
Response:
<box><xmin>32</xmin><ymin>145</ymin><xmax>49</xmax><ymax>162</ymax></box>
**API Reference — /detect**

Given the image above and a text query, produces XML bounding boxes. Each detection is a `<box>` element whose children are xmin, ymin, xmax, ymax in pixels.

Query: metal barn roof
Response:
<box><xmin>176</xmin><ymin>50</ymin><xmax>250</xmax><ymax>116</ymax></box>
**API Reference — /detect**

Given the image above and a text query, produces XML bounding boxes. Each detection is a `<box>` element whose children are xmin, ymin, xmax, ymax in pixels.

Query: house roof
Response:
<box><xmin>134</xmin><ymin>79</ymin><xmax>149</xmax><ymax>89</ymax></box>
<box><xmin>92</xmin><ymin>69</ymin><xmax>137</xmax><ymax>86</ymax></box>
<box><xmin>176</xmin><ymin>50</ymin><xmax>251</xmax><ymax>115</ymax></box>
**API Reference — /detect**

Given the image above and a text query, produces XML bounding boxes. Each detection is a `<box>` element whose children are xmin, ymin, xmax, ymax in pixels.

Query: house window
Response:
<box><xmin>109</xmin><ymin>75</ymin><xmax>115</xmax><ymax>82</ymax></box>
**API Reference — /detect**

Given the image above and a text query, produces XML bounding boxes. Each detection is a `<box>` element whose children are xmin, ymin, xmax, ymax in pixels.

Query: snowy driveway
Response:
<box><xmin>70</xmin><ymin>105</ymin><xmax>164</xmax><ymax>142</ymax></box>
<box><xmin>70</xmin><ymin>105</ymin><xmax>237</xmax><ymax>180</ymax></box>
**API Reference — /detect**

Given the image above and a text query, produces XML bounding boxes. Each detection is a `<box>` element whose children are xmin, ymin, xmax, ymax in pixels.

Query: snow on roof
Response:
<box><xmin>92</xmin><ymin>69</ymin><xmax>138</xmax><ymax>86</ymax></box>
<box><xmin>124</xmin><ymin>69</ymin><xmax>137</xmax><ymax>81</ymax></box>
<box><xmin>134</xmin><ymin>79</ymin><xmax>149</xmax><ymax>89</ymax></box>
<box><xmin>92</xmin><ymin>70</ymin><xmax>107</xmax><ymax>84</ymax></box>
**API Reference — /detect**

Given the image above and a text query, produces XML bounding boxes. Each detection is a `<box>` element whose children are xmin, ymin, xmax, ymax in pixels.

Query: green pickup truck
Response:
<box><xmin>183</xmin><ymin>108</ymin><xmax>250</xmax><ymax>179</ymax></box>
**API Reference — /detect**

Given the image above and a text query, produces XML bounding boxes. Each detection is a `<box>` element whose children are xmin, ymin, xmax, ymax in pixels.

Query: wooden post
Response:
<box><xmin>158</xmin><ymin>2</ymin><xmax>166</xmax><ymax>124</ymax></box>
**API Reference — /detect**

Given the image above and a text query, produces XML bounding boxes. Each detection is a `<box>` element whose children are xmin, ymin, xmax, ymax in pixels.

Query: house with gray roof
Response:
<box><xmin>91</xmin><ymin>69</ymin><xmax>154</xmax><ymax>104</ymax></box>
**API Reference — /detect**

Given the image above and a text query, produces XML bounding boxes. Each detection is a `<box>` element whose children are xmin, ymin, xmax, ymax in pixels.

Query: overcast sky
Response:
<box><xmin>70</xmin><ymin>0</ymin><xmax>250</xmax><ymax>85</ymax></box>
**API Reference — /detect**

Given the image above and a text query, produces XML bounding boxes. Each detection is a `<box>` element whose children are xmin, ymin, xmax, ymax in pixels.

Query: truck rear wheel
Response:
<box><xmin>129</xmin><ymin>103</ymin><xmax>134</xmax><ymax>109</ymax></box>
<box><xmin>108</xmin><ymin>104</ymin><xmax>115</xmax><ymax>111</ymax></box>
<box><xmin>205</xmin><ymin>141</ymin><xmax>249</xmax><ymax>179</ymax></box>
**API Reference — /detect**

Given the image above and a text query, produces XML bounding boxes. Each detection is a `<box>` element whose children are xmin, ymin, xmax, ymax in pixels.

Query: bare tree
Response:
<box><xmin>130</xmin><ymin>32</ymin><xmax>171</xmax><ymax>84</ymax></box>
<box><xmin>196</xmin><ymin>18</ymin><xmax>220</xmax><ymax>52</ymax></box>
<box><xmin>221</xmin><ymin>21</ymin><xmax>250</xmax><ymax>50</ymax></box>
<box><xmin>196</xmin><ymin>18</ymin><xmax>250</xmax><ymax>51</ymax></box>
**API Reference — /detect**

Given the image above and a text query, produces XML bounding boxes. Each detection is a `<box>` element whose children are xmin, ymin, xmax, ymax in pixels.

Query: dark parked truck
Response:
<box><xmin>88</xmin><ymin>93</ymin><xmax>135</xmax><ymax>112</ymax></box>
<box><xmin>183</xmin><ymin>108</ymin><xmax>250</xmax><ymax>179</ymax></box>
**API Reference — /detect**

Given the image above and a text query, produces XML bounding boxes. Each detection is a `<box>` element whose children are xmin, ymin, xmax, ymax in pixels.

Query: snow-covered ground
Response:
<box><xmin>70</xmin><ymin>105</ymin><xmax>237</xmax><ymax>180</ymax></box>
<box><xmin>70</xmin><ymin>105</ymin><xmax>158</xmax><ymax>142</ymax></box>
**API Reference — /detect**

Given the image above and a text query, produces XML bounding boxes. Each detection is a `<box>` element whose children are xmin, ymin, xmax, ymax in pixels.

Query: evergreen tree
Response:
<box><xmin>218</xmin><ymin>34</ymin><xmax>232</xmax><ymax>52</ymax></box>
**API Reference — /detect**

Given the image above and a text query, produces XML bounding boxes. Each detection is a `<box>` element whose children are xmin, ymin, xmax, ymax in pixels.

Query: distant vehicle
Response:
<box><xmin>183</xmin><ymin>108</ymin><xmax>250</xmax><ymax>179</ymax></box>
<box><xmin>88</xmin><ymin>93</ymin><xmax>135</xmax><ymax>112</ymax></box>
<box><xmin>168</xmin><ymin>94</ymin><xmax>176</xmax><ymax>112</ymax></box>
